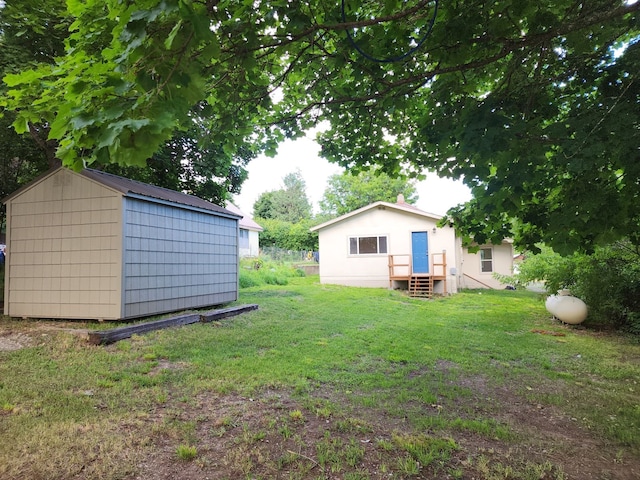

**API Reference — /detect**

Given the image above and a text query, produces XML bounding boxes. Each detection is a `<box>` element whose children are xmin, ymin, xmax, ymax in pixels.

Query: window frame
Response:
<box><xmin>479</xmin><ymin>247</ymin><xmax>494</xmax><ymax>273</ymax></box>
<box><xmin>348</xmin><ymin>235</ymin><xmax>388</xmax><ymax>256</ymax></box>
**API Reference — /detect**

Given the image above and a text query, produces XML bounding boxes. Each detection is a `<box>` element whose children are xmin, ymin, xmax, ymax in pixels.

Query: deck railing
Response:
<box><xmin>388</xmin><ymin>251</ymin><xmax>447</xmax><ymax>280</ymax></box>
<box><xmin>388</xmin><ymin>254</ymin><xmax>412</xmax><ymax>282</ymax></box>
<box><xmin>388</xmin><ymin>251</ymin><xmax>448</xmax><ymax>297</ymax></box>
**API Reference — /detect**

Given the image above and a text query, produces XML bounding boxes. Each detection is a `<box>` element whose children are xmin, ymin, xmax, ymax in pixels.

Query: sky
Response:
<box><xmin>232</xmin><ymin>132</ymin><xmax>472</xmax><ymax>218</ymax></box>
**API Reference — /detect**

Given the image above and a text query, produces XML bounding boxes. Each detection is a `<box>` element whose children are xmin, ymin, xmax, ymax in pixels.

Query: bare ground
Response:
<box><xmin>1</xmin><ymin>329</ymin><xmax>638</xmax><ymax>480</ymax></box>
<box><xmin>132</xmin><ymin>362</ymin><xmax>639</xmax><ymax>480</ymax></box>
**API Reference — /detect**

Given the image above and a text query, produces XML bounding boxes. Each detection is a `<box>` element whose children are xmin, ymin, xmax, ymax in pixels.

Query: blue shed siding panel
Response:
<box><xmin>122</xmin><ymin>198</ymin><xmax>238</xmax><ymax>318</ymax></box>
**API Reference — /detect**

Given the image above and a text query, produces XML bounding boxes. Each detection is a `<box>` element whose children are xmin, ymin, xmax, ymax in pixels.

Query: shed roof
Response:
<box><xmin>80</xmin><ymin>169</ymin><xmax>238</xmax><ymax>216</ymax></box>
<box><xmin>3</xmin><ymin>167</ymin><xmax>240</xmax><ymax>218</ymax></box>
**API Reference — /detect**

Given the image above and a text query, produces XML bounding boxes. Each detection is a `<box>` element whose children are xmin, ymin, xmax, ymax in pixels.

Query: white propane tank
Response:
<box><xmin>545</xmin><ymin>290</ymin><xmax>588</xmax><ymax>324</ymax></box>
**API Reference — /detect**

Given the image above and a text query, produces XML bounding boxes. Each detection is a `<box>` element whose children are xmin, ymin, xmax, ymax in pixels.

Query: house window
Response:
<box><xmin>239</xmin><ymin>229</ymin><xmax>249</xmax><ymax>249</ymax></box>
<box><xmin>349</xmin><ymin>235</ymin><xmax>388</xmax><ymax>255</ymax></box>
<box><xmin>480</xmin><ymin>247</ymin><xmax>493</xmax><ymax>273</ymax></box>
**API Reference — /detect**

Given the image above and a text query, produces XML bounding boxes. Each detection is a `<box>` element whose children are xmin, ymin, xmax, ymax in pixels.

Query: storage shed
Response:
<box><xmin>3</xmin><ymin>167</ymin><xmax>241</xmax><ymax>321</ymax></box>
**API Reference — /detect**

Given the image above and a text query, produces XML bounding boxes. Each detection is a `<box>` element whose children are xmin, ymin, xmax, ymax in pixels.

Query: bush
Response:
<box><xmin>256</xmin><ymin>217</ymin><xmax>319</xmax><ymax>251</ymax></box>
<box><xmin>239</xmin><ymin>269</ymin><xmax>262</xmax><ymax>288</ymax></box>
<box><xmin>238</xmin><ymin>257</ymin><xmax>306</xmax><ymax>288</ymax></box>
<box><xmin>512</xmin><ymin>241</ymin><xmax>640</xmax><ymax>333</ymax></box>
<box><xmin>571</xmin><ymin>242</ymin><xmax>640</xmax><ymax>334</ymax></box>
<box><xmin>498</xmin><ymin>246</ymin><xmax>579</xmax><ymax>292</ymax></box>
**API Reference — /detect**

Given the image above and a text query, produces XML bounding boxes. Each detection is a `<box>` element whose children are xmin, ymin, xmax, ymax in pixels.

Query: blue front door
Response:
<box><xmin>411</xmin><ymin>231</ymin><xmax>429</xmax><ymax>273</ymax></box>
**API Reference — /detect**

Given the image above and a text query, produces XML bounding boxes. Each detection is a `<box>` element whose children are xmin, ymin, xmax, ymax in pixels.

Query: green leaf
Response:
<box><xmin>164</xmin><ymin>20</ymin><xmax>183</xmax><ymax>50</ymax></box>
<box><xmin>70</xmin><ymin>113</ymin><xmax>97</xmax><ymax>130</ymax></box>
<box><xmin>48</xmin><ymin>104</ymin><xmax>73</xmax><ymax>139</ymax></box>
<box><xmin>12</xmin><ymin>117</ymin><xmax>29</xmax><ymax>135</ymax></box>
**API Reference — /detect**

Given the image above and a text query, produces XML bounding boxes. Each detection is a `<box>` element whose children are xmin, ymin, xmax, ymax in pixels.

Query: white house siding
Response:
<box><xmin>316</xmin><ymin>206</ymin><xmax>458</xmax><ymax>291</ymax></box>
<box><xmin>122</xmin><ymin>198</ymin><xmax>238</xmax><ymax>318</ymax></box>
<box><xmin>4</xmin><ymin>169</ymin><xmax>122</xmax><ymax>319</ymax></box>
<box><xmin>224</xmin><ymin>203</ymin><xmax>262</xmax><ymax>257</ymax></box>
<box><xmin>457</xmin><ymin>241</ymin><xmax>514</xmax><ymax>290</ymax></box>
<box><xmin>248</xmin><ymin>229</ymin><xmax>260</xmax><ymax>257</ymax></box>
<box><xmin>238</xmin><ymin>228</ymin><xmax>260</xmax><ymax>257</ymax></box>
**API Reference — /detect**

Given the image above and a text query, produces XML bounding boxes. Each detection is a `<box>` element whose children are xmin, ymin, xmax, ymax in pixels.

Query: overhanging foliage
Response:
<box><xmin>2</xmin><ymin>0</ymin><xmax>639</xmax><ymax>253</ymax></box>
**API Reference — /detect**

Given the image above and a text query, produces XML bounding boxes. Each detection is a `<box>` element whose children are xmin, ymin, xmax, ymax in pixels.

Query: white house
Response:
<box><xmin>310</xmin><ymin>195</ymin><xmax>513</xmax><ymax>297</ymax></box>
<box><xmin>224</xmin><ymin>203</ymin><xmax>263</xmax><ymax>257</ymax></box>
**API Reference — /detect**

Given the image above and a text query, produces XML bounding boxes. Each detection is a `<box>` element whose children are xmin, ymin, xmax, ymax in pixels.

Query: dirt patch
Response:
<box><xmin>132</xmin><ymin>377</ymin><xmax>640</xmax><ymax>480</ymax></box>
<box><xmin>0</xmin><ymin>331</ymin><xmax>33</xmax><ymax>351</ymax></box>
<box><xmin>0</xmin><ymin>323</ymin><xmax>84</xmax><ymax>352</ymax></box>
<box><xmin>2</xmin><ymin>320</ymin><xmax>637</xmax><ymax>479</ymax></box>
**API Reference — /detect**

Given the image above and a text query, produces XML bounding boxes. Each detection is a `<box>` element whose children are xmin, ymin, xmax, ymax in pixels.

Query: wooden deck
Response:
<box><xmin>388</xmin><ymin>252</ymin><xmax>447</xmax><ymax>298</ymax></box>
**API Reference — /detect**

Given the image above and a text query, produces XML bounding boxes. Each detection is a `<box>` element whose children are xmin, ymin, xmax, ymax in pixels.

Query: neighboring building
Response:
<box><xmin>224</xmin><ymin>203</ymin><xmax>263</xmax><ymax>257</ymax></box>
<box><xmin>3</xmin><ymin>167</ymin><xmax>241</xmax><ymax>320</ymax></box>
<box><xmin>310</xmin><ymin>195</ymin><xmax>513</xmax><ymax>296</ymax></box>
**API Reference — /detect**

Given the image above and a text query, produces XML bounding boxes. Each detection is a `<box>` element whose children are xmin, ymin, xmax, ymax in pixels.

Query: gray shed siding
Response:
<box><xmin>122</xmin><ymin>197</ymin><xmax>238</xmax><ymax>318</ymax></box>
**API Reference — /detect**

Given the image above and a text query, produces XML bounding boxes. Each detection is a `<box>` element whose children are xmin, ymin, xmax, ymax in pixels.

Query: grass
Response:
<box><xmin>238</xmin><ymin>256</ymin><xmax>306</xmax><ymax>288</ymax></box>
<box><xmin>0</xmin><ymin>276</ymin><xmax>638</xmax><ymax>479</ymax></box>
<box><xmin>176</xmin><ymin>444</ymin><xmax>198</xmax><ymax>461</ymax></box>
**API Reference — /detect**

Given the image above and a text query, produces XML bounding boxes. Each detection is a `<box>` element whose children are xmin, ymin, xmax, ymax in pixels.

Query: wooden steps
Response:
<box><xmin>388</xmin><ymin>251</ymin><xmax>447</xmax><ymax>299</ymax></box>
<box><xmin>409</xmin><ymin>275</ymin><xmax>434</xmax><ymax>298</ymax></box>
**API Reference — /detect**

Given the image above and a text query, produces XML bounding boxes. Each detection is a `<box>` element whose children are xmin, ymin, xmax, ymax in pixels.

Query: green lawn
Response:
<box><xmin>0</xmin><ymin>277</ymin><xmax>638</xmax><ymax>479</ymax></box>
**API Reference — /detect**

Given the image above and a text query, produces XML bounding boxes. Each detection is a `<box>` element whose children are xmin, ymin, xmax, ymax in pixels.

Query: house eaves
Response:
<box><xmin>224</xmin><ymin>203</ymin><xmax>264</xmax><ymax>232</ymax></box>
<box><xmin>310</xmin><ymin>201</ymin><xmax>443</xmax><ymax>232</ymax></box>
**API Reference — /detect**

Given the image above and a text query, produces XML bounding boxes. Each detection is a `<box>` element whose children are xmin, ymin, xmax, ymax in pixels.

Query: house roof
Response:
<box><xmin>310</xmin><ymin>195</ymin><xmax>443</xmax><ymax>232</ymax></box>
<box><xmin>3</xmin><ymin>167</ymin><xmax>241</xmax><ymax>219</ymax></box>
<box><xmin>224</xmin><ymin>203</ymin><xmax>264</xmax><ymax>231</ymax></box>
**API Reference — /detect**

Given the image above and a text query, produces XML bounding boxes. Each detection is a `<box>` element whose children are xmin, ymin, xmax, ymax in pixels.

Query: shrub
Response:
<box><xmin>512</xmin><ymin>241</ymin><xmax>640</xmax><ymax>333</ymax></box>
<box><xmin>238</xmin><ymin>257</ymin><xmax>307</xmax><ymax>288</ymax></box>
<box><xmin>496</xmin><ymin>245</ymin><xmax>579</xmax><ymax>292</ymax></box>
<box><xmin>570</xmin><ymin>242</ymin><xmax>640</xmax><ymax>334</ymax></box>
<box><xmin>256</xmin><ymin>217</ymin><xmax>318</xmax><ymax>251</ymax></box>
<box><xmin>239</xmin><ymin>269</ymin><xmax>262</xmax><ymax>288</ymax></box>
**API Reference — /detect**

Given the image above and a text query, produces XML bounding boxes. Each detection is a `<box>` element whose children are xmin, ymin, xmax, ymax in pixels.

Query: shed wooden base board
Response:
<box><xmin>87</xmin><ymin>304</ymin><xmax>258</xmax><ymax>345</ymax></box>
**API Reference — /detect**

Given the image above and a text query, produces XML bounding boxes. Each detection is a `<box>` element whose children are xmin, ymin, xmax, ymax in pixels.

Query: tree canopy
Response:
<box><xmin>0</xmin><ymin>0</ymin><xmax>251</xmax><ymax>207</ymax></box>
<box><xmin>253</xmin><ymin>170</ymin><xmax>312</xmax><ymax>222</ymax></box>
<box><xmin>3</xmin><ymin>0</ymin><xmax>639</xmax><ymax>253</ymax></box>
<box><xmin>102</xmin><ymin>117</ymin><xmax>250</xmax><ymax>204</ymax></box>
<box><xmin>251</xmin><ymin>170</ymin><xmax>316</xmax><ymax>251</ymax></box>
<box><xmin>320</xmin><ymin>169</ymin><xmax>418</xmax><ymax>217</ymax></box>
<box><xmin>0</xmin><ymin>0</ymin><xmax>68</xmax><ymax>228</ymax></box>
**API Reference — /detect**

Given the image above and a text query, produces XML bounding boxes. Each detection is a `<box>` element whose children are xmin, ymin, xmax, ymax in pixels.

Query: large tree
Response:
<box><xmin>3</xmin><ymin>1</ymin><xmax>639</xmax><ymax>253</ymax></box>
<box><xmin>0</xmin><ymin>0</ymin><xmax>251</xmax><ymax>206</ymax></box>
<box><xmin>0</xmin><ymin>0</ymin><xmax>71</xmax><ymax>167</ymax></box>
<box><xmin>252</xmin><ymin>170</ymin><xmax>315</xmax><ymax>251</ymax></box>
<box><xmin>0</xmin><ymin>0</ymin><xmax>70</xmax><ymax>229</ymax></box>
<box><xmin>102</xmin><ymin>106</ymin><xmax>251</xmax><ymax>204</ymax></box>
<box><xmin>253</xmin><ymin>170</ymin><xmax>312</xmax><ymax>223</ymax></box>
<box><xmin>320</xmin><ymin>170</ymin><xmax>418</xmax><ymax>217</ymax></box>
